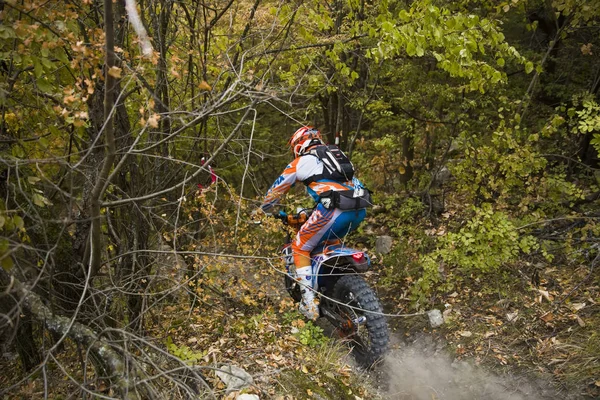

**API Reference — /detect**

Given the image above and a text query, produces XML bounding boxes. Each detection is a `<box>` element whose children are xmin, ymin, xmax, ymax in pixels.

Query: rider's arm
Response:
<box><xmin>260</xmin><ymin>159</ymin><xmax>300</xmax><ymax>212</ymax></box>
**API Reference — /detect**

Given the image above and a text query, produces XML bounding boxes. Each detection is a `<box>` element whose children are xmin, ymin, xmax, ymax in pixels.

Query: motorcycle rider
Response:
<box><xmin>257</xmin><ymin>126</ymin><xmax>369</xmax><ymax>320</ymax></box>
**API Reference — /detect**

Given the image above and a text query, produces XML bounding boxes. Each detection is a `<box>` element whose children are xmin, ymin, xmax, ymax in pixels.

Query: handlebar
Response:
<box><xmin>274</xmin><ymin>209</ymin><xmax>312</xmax><ymax>227</ymax></box>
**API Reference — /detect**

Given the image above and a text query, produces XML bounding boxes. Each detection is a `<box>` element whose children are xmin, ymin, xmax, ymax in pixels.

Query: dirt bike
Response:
<box><xmin>274</xmin><ymin>209</ymin><xmax>389</xmax><ymax>367</ymax></box>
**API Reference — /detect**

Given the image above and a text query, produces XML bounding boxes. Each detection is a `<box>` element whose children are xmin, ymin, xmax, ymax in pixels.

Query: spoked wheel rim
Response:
<box><xmin>335</xmin><ymin>289</ymin><xmax>373</xmax><ymax>359</ymax></box>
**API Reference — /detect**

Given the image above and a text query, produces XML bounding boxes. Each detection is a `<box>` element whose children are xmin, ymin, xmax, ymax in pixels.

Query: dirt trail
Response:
<box><xmin>376</xmin><ymin>334</ymin><xmax>576</xmax><ymax>400</ymax></box>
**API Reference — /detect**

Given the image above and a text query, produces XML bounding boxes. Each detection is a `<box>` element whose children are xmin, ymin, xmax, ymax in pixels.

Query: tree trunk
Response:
<box><xmin>15</xmin><ymin>313</ymin><xmax>40</xmax><ymax>371</ymax></box>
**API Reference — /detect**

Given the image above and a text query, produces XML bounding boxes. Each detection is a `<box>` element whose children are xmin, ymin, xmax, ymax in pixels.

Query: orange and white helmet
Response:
<box><xmin>289</xmin><ymin>126</ymin><xmax>323</xmax><ymax>157</ymax></box>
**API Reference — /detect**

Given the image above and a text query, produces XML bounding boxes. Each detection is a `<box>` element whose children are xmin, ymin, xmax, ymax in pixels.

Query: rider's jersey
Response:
<box><xmin>260</xmin><ymin>149</ymin><xmax>365</xmax><ymax>212</ymax></box>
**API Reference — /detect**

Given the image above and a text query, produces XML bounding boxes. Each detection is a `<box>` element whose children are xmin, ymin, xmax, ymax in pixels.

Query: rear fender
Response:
<box><xmin>319</xmin><ymin>244</ymin><xmax>370</xmax><ymax>268</ymax></box>
<box><xmin>311</xmin><ymin>244</ymin><xmax>371</xmax><ymax>291</ymax></box>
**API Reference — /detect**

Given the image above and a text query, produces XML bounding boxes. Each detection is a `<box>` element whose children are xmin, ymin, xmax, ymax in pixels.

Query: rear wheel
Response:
<box><xmin>330</xmin><ymin>275</ymin><xmax>389</xmax><ymax>367</ymax></box>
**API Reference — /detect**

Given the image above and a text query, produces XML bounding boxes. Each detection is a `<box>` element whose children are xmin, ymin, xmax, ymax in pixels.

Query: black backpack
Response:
<box><xmin>302</xmin><ymin>144</ymin><xmax>373</xmax><ymax>210</ymax></box>
<box><xmin>302</xmin><ymin>145</ymin><xmax>355</xmax><ymax>185</ymax></box>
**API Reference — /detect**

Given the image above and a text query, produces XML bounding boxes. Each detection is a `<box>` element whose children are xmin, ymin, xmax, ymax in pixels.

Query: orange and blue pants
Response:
<box><xmin>292</xmin><ymin>203</ymin><xmax>366</xmax><ymax>267</ymax></box>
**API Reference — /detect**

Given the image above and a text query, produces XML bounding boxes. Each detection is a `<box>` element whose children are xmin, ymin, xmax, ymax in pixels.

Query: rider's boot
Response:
<box><xmin>295</xmin><ymin>265</ymin><xmax>319</xmax><ymax>321</ymax></box>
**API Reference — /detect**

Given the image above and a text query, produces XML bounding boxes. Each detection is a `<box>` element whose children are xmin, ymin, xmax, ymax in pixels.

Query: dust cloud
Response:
<box><xmin>376</xmin><ymin>334</ymin><xmax>572</xmax><ymax>400</ymax></box>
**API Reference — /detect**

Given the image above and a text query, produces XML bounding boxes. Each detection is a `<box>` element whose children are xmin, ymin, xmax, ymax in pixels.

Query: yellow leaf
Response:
<box><xmin>301</xmin><ymin>365</ymin><xmax>309</xmax><ymax>374</ymax></box>
<box><xmin>198</xmin><ymin>80</ymin><xmax>212</xmax><ymax>91</ymax></box>
<box><xmin>108</xmin><ymin>66</ymin><xmax>122</xmax><ymax>78</ymax></box>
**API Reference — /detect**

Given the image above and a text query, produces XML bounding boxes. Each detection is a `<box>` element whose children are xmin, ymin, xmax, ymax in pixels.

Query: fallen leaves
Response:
<box><xmin>424</xmin><ymin>227</ymin><xmax>447</xmax><ymax>236</ymax></box>
<box><xmin>535</xmin><ymin>288</ymin><xmax>554</xmax><ymax>303</ymax></box>
<box><xmin>568</xmin><ymin>302</ymin><xmax>586</xmax><ymax>312</ymax></box>
<box><xmin>494</xmin><ymin>353</ymin><xmax>508</xmax><ymax>365</ymax></box>
<box><xmin>506</xmin><ymin>310</ymin><xmax>519</xmax><ymax>322</ymax></box>
<box><xmin>540</xmin><ymin>312</ymin><xmax>554</xmax><ymax>323</ymax></box>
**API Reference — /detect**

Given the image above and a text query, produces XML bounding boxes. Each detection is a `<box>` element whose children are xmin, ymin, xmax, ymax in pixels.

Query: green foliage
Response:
<box><xmin>412</xmin><ymin>204</ymin><xmax>539</xmax><ymax>303</ymax></box>
<box><xmin>282</xmin><ymin>311</ymin><xmax>330</xmax><ymax>347</ymax></box>
<box><xmin>392</xmin><ymin>197</ymin><xmax>426</xmax><ymax>224</ymax></box>
<box><xmin>553</xmin><ymin>0</ymin><xmax>600</xmax><ymax>31</ymax></box>
<box><xmin>372</xmin><ymin>196</ymin><xmax>432</xmax><ymax>290</ymax></box>
<box><xmin>378</xmin><ymin>235</ymin><xmax>423</xmax><ymax>289</ymax></box>
<box><xmin>442</xmin><ymin>204</ymin><xmax>538</xmax><ymax>271</ymax></box>
<box><xmin>451</xmin><ymin>114</ymin><xmax>551</xmax><ymax>207</ymax></box>
<box><xmin>0</xmin><ymin>203</ymin><xmax>28</xmax><ymax>271</ymax></box>
<box><xmin>368</xmin><ymin>0</ymin><xmax>528</xmax><ymax>92</ymax></box>
<box><xmin>296</xmin><ymin>321</ymin><xmax>330</xmax><ymax>348</ymax></box>
<box><xmin>1</xmin><ymin>0</ymin><xmax>599</xmax><ymax>395</ymax></box>
<box><xmin>281</xmin><ymin>310</ymin><xmax>301</xmax><ymax>325</ymax></box>
<box><xmin>165</xmin><ymin>336</ymin><xmax>207</xmax><ymax>365</ymax></box>
<box><xmin>566</xmin><ymin>94</ymin><xmax>600</xmax><ymax>157</ymax></box>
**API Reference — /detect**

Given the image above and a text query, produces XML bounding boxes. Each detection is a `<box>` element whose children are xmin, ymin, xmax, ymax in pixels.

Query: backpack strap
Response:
<box><xmin>300</xmin><ymin>148</ymin><xmax>325</xmax><ymax>186</ymax></box>
<box><xmin>302</xmin><ymin>174</ymin><xmax>323</xmax><ymax>186</ymax></box>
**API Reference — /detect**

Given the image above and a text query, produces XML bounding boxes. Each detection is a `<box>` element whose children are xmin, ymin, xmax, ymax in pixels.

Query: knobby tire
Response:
<box><xmin>330</xmin><ymin>274</ymin><xmax>389</xmax><ymax>367</ymax></box>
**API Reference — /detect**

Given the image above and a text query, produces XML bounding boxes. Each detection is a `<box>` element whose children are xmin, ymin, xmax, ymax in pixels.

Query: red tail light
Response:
<box><xmin>352</xmin><ymin>252</ymin><xmax>364</xmax><ymax>261</ymax></box>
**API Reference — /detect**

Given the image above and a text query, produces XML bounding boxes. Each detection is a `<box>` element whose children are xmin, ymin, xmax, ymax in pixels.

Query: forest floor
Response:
<box><xmin>149</xmin><ymin>252</ymin><xmax>600</xmax><ymax>400</ymax></box>
<box><xmin>1</xmin><ymin>241</ymin><xmax>598</xmax><ymax>399</ymax></box>
<box><xmin>373</xmin><ymin>261</ymin><xmax>600</xmax><ymax>400</ymax></box>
